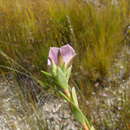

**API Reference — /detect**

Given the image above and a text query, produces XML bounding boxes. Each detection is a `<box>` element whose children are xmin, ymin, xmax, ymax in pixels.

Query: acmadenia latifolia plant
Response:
<box><xmin>42</xmin><ymin>44</ymin><xmax>95</xmax><ymax>130</ymax></box>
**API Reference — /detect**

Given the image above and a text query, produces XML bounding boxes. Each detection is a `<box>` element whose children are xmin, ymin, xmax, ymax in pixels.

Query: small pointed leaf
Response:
<box><xmin>66</xmin><ymin>66</ymin><xmax>72</xmax><ymax>81</ymax></box>
<box><xmin>41</xmin><ymin>70</ymin><xmax>52</xmax><ymax>77</ymax></box>
<box><xmin>51</xmin><ymin>62</ymin><xmax>57</xmax><ymax>76</ymax></box>
<box><xmin>71</xmin><ymin>106</ymin><xmax>85</xmax><ymax>124</ymax></box>
<box><xmin>71</xmin><ymin>87</ymin><xmax>79</xmax><ymax>107</ymax></box>
<box><xmin>56</xmin><ymin>67</ymin><xmax>68</xmax><ymax>89</ymax></box>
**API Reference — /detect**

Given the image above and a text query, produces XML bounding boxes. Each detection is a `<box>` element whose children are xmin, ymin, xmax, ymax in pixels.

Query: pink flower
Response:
<box><xmin>48</xmin><ymin>44</ymin><xmax>76</xmax><ymax>66</ymax></box>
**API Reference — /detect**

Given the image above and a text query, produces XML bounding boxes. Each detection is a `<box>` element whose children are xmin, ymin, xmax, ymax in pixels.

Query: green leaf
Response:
<box><xmin>60</xmin><ymin>90</ymin><xmax>86</xmax><ymax>124</ymax></box>
<box><xmin>55</xmin><ymin>67</ymin><xmax>69</xmax><ymax>89</ymax></box>
<box><xmin>71</xmin><ymin>87</ymin><xmax>79</xmax><ymax>107</ymax></box>
<box><xmin>66</xmin><ymin>66</ymin><xmax>72</xmax><ymax>81</ymax></box>
<box><xmin>59</xmin><ymin>91</ymin><xmax>90</xmax><ymax>126</ymax></box>
<box><xmin>71</xmin><ymin>105</ymin><xmax>85</xmax><ymax>124</ymax></box>
<box><xmin>51</xmin><ymin>62</ymin><xmax>57</xmax><ymax>76</ymax></box>
<box><xmin>41</xmin><ymin>70</ymin><xmax>52</xmax><ymax>77</ymax></box>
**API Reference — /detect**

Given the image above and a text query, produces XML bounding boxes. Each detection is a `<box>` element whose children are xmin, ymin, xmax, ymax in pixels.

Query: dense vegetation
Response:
<box><xmin>0</xmin><ymin>0</ymin><xmax>129</xmax><ymax>78</ymax></box>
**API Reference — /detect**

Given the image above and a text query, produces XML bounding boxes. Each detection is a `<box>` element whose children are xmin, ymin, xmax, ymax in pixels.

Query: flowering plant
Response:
<box><xmin>42</xmin><ymin>44</ymin><xmax>95</xmax><ymax>130</ymax></box>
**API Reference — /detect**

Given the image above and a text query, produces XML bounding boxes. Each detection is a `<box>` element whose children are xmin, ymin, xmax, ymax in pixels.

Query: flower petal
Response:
<box><xmin>60</xmin><ymin>44</ymin><xmax>76</xmax><ymax>64</ymax></box>
<box><xmin>48</xmin><ymin>47</ymin><xmax>60</xmax><ymax>65</ymax></box>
